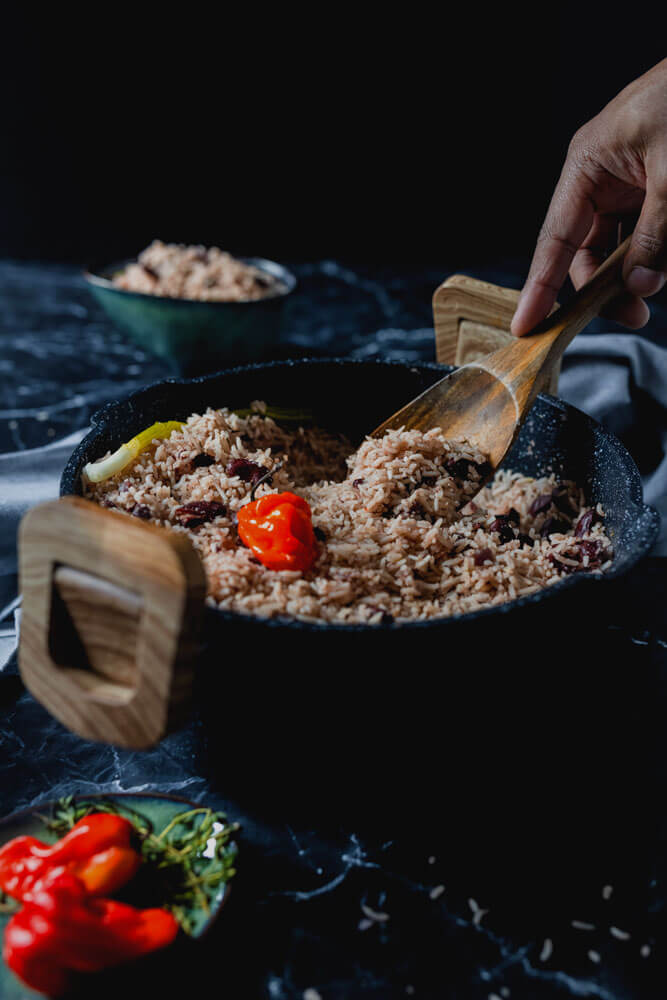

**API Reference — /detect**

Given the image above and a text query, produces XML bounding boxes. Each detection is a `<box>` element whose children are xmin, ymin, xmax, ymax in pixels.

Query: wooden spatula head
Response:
<box><xmin>371</xmin><ymin>364</ymin><xmax>518</xmax><ymax>468</ymax></box>
<box><xmin>372</xmin><ymin>236</ymin><xmax>631</xmax><ymax>471</ymax></box>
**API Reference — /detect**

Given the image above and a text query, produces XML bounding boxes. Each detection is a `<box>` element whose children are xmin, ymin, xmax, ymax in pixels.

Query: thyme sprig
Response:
<box><xmin>38</xmin><ymin>797</ymin><xmax>239</xmax><ymax>936</ymax></box>
<box><xmin>233</xmin><ymin>404</ymin><xmax>313</xmax><ymax>424</ymax></box>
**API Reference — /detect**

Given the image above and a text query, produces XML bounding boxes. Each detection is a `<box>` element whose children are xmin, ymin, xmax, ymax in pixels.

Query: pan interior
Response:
<box><xmin>61</xmin><ymin>359</ymin><xmax>656</xmax><ymax>619</ymax></box>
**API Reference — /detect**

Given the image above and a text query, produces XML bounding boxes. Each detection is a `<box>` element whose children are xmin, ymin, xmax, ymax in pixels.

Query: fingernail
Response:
<box><xmin>626</xmin><ymin>267</ymin><xmax>666</xmax><ymax>298</ymax></box>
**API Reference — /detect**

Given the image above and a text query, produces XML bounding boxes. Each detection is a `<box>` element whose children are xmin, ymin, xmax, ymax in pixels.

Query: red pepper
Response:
<box><xmin>0</xmin><ymin>814</ymin><xmax>141</xmax><ymax>900</ymax></box>
<box><xmin>71</xmin><ymin>845</ymin><xmax>141</xmax><ymax>896</ymax></box>
<box><xmin>3</xmin><ymin>868</ymin><xmax>179</xmax><ymax>997</ymax></box>
<box><xmin>237</xmin><ymin>491</ymin><xmax>318</xmax><ymax>572</ymax></box>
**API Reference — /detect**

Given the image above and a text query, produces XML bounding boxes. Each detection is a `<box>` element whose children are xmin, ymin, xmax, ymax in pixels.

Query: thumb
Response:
<box><xmin>623</xmin><ymin>176</ymin><xmax>667</xmax><ymax>298</ymax></box>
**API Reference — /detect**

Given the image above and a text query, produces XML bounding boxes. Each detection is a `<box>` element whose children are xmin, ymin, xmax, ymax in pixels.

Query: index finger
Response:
<box><xmin>511</xmin><ymin>157</ymin><xmax>597</xmax><ymax>336</ymax></box>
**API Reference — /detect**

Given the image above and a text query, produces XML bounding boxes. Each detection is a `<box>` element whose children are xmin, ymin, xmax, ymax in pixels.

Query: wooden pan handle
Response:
<box><xmin>18</xmin><ymin>497</ymin><xmax>207</xmax><ymax>749</ymax></box>
<box><xmin>432</xmin><ymin>274</ymin><xmax>562</xmax><ymax>394</ymax></box>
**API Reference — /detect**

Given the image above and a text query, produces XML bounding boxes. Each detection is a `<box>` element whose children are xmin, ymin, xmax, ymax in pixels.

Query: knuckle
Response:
<box><xmin>566</xmin><ymin>122</ymin><xmax>603</xmax><ymax>178</ymax></box>
<box><xmin>567</xmin><ymin>125</ymin><xmax>587</xmax><ymax>156</ymax></box>
<box><xmin>568</xmin><ymin>122</ymin><xmax>595</xmax><ymax>160</ymax></box>
<box><xmin>536</xmin><ymin>224</ymin><xmax>579</xmax><ymax>258</ymax></box>
<box><xmin>633</xmin><ymin>230</ymin><xmax>664</xmax><ymax>258</ymax></box>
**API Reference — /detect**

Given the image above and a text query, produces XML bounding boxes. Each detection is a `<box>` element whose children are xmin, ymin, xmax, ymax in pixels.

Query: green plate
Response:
<box><xmin>0</xmin><ymin>793</ymin><xmax>237</xmax><ymax>999</ymax></box>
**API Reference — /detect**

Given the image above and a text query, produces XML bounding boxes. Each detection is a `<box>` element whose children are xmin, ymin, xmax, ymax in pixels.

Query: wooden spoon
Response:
<box><xmin>372</xmin><ymin>236</ymin><xmax>630</xmax><ymax>469</ymax></box>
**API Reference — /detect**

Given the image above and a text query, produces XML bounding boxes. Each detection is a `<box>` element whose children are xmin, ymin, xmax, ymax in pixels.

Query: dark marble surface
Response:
<box><xmin>1</xmin><ymin>259</ymin><xmax>666</xmax><ymax>999</ymax></box>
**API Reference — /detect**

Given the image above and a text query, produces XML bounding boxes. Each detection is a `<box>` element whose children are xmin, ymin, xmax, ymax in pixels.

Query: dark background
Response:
<box><xmin>1</xmin><ymin>13</ymin><xmax>665</xmax><ymax>272</ymax></box>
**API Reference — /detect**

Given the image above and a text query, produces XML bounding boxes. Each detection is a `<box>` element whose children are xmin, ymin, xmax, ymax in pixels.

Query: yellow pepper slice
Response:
<box><xmin>83</xmin><ymin>421</ymin><xmax>184</xmax><ymax>484</ymax></box>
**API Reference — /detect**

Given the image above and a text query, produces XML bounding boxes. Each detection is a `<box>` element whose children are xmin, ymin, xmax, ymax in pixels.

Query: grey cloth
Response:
<box><xmin>560</xmin><ymin>333</ymin><xmax>667</xmax><ymax>554</ymax></box>
<box><xmin>1</xmin><ymin>332</ymin><xmax>665</xmax><ymax>671</ymax></box>
<box><xmin>0</xmin><ymin>428</ymin><xmax>87</xmax><ymax>583</ymax></box>
<box><xmin>0</xmin><ymin>429</ymin><xmax>86</xmax><ymax>668</ymax></box>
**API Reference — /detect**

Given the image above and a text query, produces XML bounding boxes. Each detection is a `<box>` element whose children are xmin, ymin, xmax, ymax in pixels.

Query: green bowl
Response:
<box><xmin>0</xmin><ymin>793</ymin><xmax>237</xmax><ymax>998</ymax></box>
<box><xmin>84</xmin><ymin>256</ymin><xmax>296</xmax><ymax>377</ymax></box>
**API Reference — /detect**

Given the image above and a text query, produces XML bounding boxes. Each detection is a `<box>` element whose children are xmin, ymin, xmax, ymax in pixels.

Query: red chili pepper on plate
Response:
<box><xmin>0</xmin><ymin>813</ymin><xmax>141</xmax><ymax>900</ymax></box>
<box><xmin>71</xmin><ymin>844</ymin><xmax>142</xmax><ymax>896</ymax></box>
<box><xmin>3</xmin><ymin>868</ymin><xmax>179</xmax><ymax>996</ymax></box>
<box><xmin>237</xmin><ymin>491</ymin><xmax>318</xmax><ymax>572</ymax></box>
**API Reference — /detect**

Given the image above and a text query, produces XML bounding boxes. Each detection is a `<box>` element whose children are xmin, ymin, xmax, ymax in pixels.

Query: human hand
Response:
<box><xmin>511</xmin><ymin>58</ymin><xmax>667</xmax><ymax>336</ymax></box>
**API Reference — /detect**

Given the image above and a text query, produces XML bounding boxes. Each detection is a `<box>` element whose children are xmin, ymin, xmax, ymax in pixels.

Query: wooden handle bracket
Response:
<box><xmin>432</xmin><ymin>274</ymin><xmax>561</xmax><ymax>394</ymax></box>
<box><xmin>18</xmin><ymin>497</ymin><xmax>207</xmax><ymax>749</ymax></box>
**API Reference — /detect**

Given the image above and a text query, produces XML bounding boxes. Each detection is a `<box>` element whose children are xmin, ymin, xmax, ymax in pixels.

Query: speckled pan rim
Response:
<box><xmin>60</xmin><ymin>357</ymin><xmax>660</xmax><ymax>633</ymax></box>
<box><xmin>83</xmin><ymin>256</ymin><xmax>297</xmax><ymax>307</ymax></box>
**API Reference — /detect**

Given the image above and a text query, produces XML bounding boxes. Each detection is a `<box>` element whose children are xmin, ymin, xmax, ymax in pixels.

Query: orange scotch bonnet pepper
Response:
<box><xmin>237</xmin><ymin>491</ymin><xmax>318</xmax><ymax>572</ymax></box>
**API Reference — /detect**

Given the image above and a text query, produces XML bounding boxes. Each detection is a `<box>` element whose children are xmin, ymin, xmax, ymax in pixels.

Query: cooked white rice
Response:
<box><xmin>84</xmin><ymin>404</ymin><xmax>613</xmax><ymax>625</ymax></box>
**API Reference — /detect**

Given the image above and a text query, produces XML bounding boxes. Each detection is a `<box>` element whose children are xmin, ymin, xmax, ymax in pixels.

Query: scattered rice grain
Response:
<box><xmin>360</xmin><ymin>903</ymin><xmax>390</xmax><ymax>923</ymax></box>
<box><xmin>468</xmin><ymin>898</ymin><xmax>488</xmax><ymax>926</ymax></box>
<box><xmin>540</xmin><ymin>939</ymin><xmax>553</xmax><ymax>962</ymax></box>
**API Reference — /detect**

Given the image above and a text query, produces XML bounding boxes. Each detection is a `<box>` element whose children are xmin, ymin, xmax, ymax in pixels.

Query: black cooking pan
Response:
<box><xmin>59</xmin><ymin>356</ymin><xmax>660</xmax><ymax>686</ymax></box>
<box><xmin>56</xmin><ymin>358</ymin><xmax>661</xmax><ymax>885</ymax></box>
<box><xmin>59</xmin><ymin>355</ymin><xmax>658</xmax><ymax>716</ymax></box>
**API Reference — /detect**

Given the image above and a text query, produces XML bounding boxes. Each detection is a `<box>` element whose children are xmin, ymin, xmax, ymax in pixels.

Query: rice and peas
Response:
<box><xmin>112</xmin><ymin>241</ymin><xmax>284</xmax><ymax>302</ymax></box>
<box><xmin>83</xmin><ymin>403</ymin><xmax>612</xmax><ymax>626</ymax></box>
